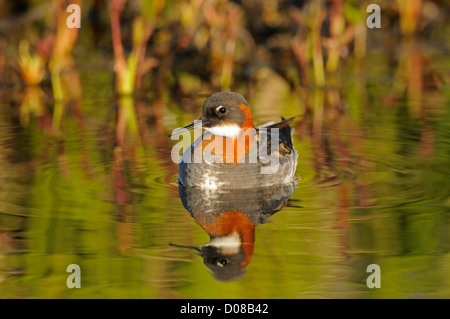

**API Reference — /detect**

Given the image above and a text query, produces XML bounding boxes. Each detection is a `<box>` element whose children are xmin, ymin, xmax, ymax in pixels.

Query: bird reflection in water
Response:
<box><xmin>171</xmin><ymin>183</ymin><xmax>296</xmax><ymax>281</ymax></box>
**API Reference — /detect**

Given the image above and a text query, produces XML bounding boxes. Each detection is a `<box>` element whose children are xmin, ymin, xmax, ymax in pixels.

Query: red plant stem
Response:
<box><xmin>291</xmin><ymin>37</ymin><xmax>310</xmax><ymax>86</ymax></box>
<box><xmin>110</xmin><ymin>0</ymin><xmax>127</xmax><ymax>79</ymax></box>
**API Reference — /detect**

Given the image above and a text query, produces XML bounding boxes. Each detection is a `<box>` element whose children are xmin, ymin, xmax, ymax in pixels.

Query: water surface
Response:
<box><xmin>0</xmin><ymin>43</ymin><xmax>449</xmax><ymax>299</ymax></box>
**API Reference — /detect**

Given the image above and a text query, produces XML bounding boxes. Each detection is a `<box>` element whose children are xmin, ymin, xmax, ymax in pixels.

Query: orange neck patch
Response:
<box><xmin>197</xmin><ymin>210</ymin><xmax>255</xmax><ymax>267</ymax></box>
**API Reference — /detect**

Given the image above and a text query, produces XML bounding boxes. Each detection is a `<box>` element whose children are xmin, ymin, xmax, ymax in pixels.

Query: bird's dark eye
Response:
<box><xmin>219</xmin><ymin>259</ymin><xmax>228</xmax><ymax>265</ymax></box>
<box><xmin>217</xmin><ymin>106</ymin><xmax>227</xmax><ymax>114</ymax></box>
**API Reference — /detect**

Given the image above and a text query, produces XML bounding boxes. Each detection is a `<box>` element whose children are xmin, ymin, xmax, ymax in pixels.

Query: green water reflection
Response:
<box><xmin>0</xmin><ymin>47</ymin><xmax>449</xmax><ymax>299</ymax></box>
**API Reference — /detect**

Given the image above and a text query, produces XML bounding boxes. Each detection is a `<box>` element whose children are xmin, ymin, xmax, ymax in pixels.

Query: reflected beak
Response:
<box><xmin>168</xmin><ymin>120</ymin><xmax>204</xmax><ymax>137</ymax></box>
<box><xmin>169</xmin><ymin>242</ymin><xmax>202</xmax><ymax>252</ymax></box>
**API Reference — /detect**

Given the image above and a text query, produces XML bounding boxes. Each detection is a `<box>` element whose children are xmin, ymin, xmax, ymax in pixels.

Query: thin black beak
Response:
<box><xmin>169</xmin><ymin>243</ymin><xmax>202</xmax><ymax>252</ymax></box>
<box><xmin>168</xmin><ymin>120</ymin><xmax>203</xmax><ymax>137</ymax></box>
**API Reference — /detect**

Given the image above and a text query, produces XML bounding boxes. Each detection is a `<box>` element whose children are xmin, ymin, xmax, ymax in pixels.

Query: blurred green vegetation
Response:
<box><xmin>0</xmin><ymin>0</ymin><xmax>449</xmax><ymax>298</ymax></box>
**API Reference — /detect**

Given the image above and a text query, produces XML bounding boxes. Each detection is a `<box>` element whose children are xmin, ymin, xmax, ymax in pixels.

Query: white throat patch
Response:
<box><xmin>206</xmin><ymin>124</ymin><xmax>243</xmax><ymax>138</ymax></box>
<box><xmin>207</xmin><ymin>232</ymin><xmax>241</xmax><ymax>254</ymax></box>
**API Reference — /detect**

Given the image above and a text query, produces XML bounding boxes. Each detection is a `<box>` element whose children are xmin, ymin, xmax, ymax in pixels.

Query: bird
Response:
<box><xmin>169</xmin><ymin>91</ymin><xmax>298</xmax><ymax>189</ymax></box>
<box><xmin>170</xmin><ymin>182</ymin><xmax>296</xmax><ymax>281</ymax></box>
